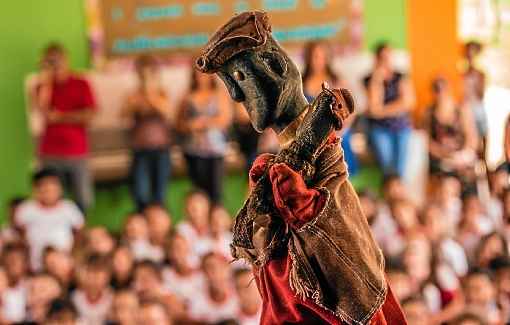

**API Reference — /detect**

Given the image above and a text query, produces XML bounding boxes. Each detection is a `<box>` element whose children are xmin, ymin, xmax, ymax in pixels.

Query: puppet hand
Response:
<box><xmin>269</xmin><ymin>163</ymin><xmax>327</xmax><ymax>229</ymax></box>
<box><xmin>248</xmin><ymin>153</ymin><xmax>275</xmax><ymax>189</ymax></box>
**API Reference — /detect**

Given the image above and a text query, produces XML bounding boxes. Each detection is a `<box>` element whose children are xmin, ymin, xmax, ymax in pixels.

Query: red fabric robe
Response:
<box><xmin>249</xmin><ymin>155</ymin><xmax>407</xmax><ymax>325</ymax></box>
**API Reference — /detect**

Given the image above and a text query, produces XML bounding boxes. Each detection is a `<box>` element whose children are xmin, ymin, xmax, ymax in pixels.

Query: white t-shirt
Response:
<box><xmin>2</xmin><ymin>283</ymin><xmax>27</xmax><ymax>323</ymax></box>
<box><xmin>129</xmin><ymin>239</ymin><xmax>164</xmax><ymax>263</ymax></box>
<box><xmin>237</xmin><ymin>308</ymin><xmax>261</xmax><ymax>325</ymax></box>
<box><xmin>162</xmin><ymin>267</ymin><xmax>205</xmax><ymax>305</ymax></box>
<box><xmin>71</xmin><ymin>289</ymin><xmax>113</xmax><ymax>325</ymax></box>
<box><xmin>16</xmin><ymin>199</ymin><xmax>84</xmax><ymax>270</ymax></box>
<box><xmin>176</xmin><ymin>222</ymin><xmax>211</xmax><ymax>265</ymax></box>
<box><xmin>439</xmin><ymin>238</ymin><xmax>468</xmax><ymax>277</ymax></box>
<box><xmin>188</xmin><ymin>289</ymin><xmax>239</xmax><ymax>323</ymax></box>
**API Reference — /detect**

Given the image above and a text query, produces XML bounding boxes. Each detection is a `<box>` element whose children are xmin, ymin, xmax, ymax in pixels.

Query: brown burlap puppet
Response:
<box><xmin>196</xmin><ymin>11</ymin><xmax>407</xmax><ymax>325</ymax></box>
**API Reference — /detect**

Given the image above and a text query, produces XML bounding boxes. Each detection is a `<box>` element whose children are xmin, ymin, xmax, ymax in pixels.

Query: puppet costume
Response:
<box><xmin>196</xmin><ymin>11</ymin><xmax>407</xmax><ymax>325</ymax></box>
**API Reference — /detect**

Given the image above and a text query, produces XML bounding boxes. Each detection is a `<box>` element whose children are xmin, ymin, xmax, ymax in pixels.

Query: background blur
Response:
<box><xmin>1</xmin><ymin>1</ymin><xmax>510</xmax><ymax>324</ymax></box>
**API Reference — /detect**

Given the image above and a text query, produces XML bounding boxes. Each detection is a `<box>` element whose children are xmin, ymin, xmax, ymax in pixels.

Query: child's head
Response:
<box><xmin>77</xmin><ymin>255</ymin><xmax>111</xmax><ymax>295</ymax></box>
<box><xmin>210</xmin><ymin>205</ymin><xmax>231</xmax><ymax>238</ymax></box>
<box><xmin>138</xmin><ymin>299</ymin><xmax>172</xmax><ymax>325</ymax></box>
<box><xmin>43</xmin><ymin>248</ymin><xmax>74</xmax><ymax>285</ymax></box>
<box><xmin>463</xmin><ymin>268</ymin><xmax>496</xmax><ymax>307</ymax></box>
<box><xmin>386</xmin><ymin>261</ymin><xmax>413</xmax><ymax>301</ymax></box>
<box><xmin>489</xmin><ymin>256</ymin><xmax>510</xmax><ymax>298</ymax></box>
<box><xmin>123</xmin><ymin>213</ymin><xmax>149</xmax><ymax>242</ymax></box>
<box><xmin>401</xmin><ymin>295</ymin><xmax>430</xmax><ymax>325</ymax></box>
<box><xmin>390</xmin><ymin>199</ymin><xmax>419</xmax><ymax>233</ymax></box>
<box><xmin>437</xmin><ymin>174</ymin><xmax>461</xmax><ymax>203</ymax></box>
<box><xmin>44</xmin><ymin>299</ymin><xmax>78</xmax><ymax>325</ymax></box>
<box><xmin>202</xmin><ymin>252</ymin><xmax>230</xmax><ymax>290</ymax></box>
<box><xmin>33</xmin><ymin>168</ymin><xmax>62</xmax><ymax>206</ymax></box>
<box><xmin>144</xmin><ymin>204</ymin><xmax>172</xmax><ymax>245</ymax></box>
<box><xmin>234</xmin><ymin>268</ymin><xmax>261</xmax><ymax>314</ymax></box>
<box><xmin>86</xmin><ymin>227</ymin><xmax>115</xmax><ymax>256</ymax></box>
<box><xmin>402</xmin><ymin>239</ymin><xmax>432</xmax><ymax>285</ymax></box>
<box><xmin>112</xmin><ymin>289</ymin><xmax>139</xmax><ymax>325</ymax></box>
<box><xmin>166</xmin><ymin>232</ymin><xmax>191</xmax><ymax>268</ymax></box>
<box><xmin>462</xmin><ymin>192</ymin><xmax>482</xmax><ymax>221</ymax></box>
<box><xmin>112</xmin><ymin>245</ymin><xmax>134</xmax><ymax>279</ymax></box>
<box><xmin>2</xmin><ymin>242</ymin><xmax>29</xmax><ymax>285</ymax></box>
<box><xmin>27</xmin><ymin>273</ymin><xmax>62</xmax><ymax>308</ymax></box>
<box><xmin>475</xmin><ymin>232</ymin><xmax>508</xmax><ymax>268</ymax></box>
<box><xmin>185</xmin><ymin>190</ymin><xmax>210</xmax><ymax>232</ymax></box>
<box><xmin>490</xmin><ymin>163</ymin><xmax>508</xmax><ymax>197</ymax></box>
<box><xmin>422</xmin><ymin>204</ymin><xmax>447</xmax><ymax>241</ymax></box>
<box><xmin>133</xmin><ymin>260</ymin><xmax>163</xmax><ymax>299</ymax></box>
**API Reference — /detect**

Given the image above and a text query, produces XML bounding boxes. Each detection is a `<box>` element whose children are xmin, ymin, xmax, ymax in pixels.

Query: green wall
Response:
<box><xmin>364</xmin><ymin>0</ymin><xmax>408</xmax><ymax>50</ymax></box>
<box><xmin>0</xmin><ymin>0</ymin><xmax>407</xmax><ymax>221</ymax></box>
<box><xmin>0</xmin><ymin>1</ymin><xmax>89</xmax><ymax>217</ymax></box>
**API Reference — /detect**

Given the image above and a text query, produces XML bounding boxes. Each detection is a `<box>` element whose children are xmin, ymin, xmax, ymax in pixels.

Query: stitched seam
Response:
<box><xmin>297</xmin><ymin>187</ymin><xmax>331</xmax><ymax>232</ymax></box>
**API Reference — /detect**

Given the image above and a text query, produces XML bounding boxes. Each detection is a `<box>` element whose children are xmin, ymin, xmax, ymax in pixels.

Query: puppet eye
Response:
<box><xmin>233</xmin><ymin>70</ymin><xmax>245</xmax><ymax>81</ymax></box>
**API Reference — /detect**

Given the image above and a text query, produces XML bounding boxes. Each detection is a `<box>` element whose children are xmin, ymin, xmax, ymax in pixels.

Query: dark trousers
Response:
<box><xmin>184</xmin><ymin>154</ymin><xmax>224</xmax><ymax>204</ymax></box>
<box><xmin>130</xmin><ymin>149</ymin><xmax>170</xmax><ymax>211</ymax></box>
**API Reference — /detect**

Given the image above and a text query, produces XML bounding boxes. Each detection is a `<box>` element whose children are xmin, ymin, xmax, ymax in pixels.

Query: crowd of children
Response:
<box><xmin>0</xmin><ymin>168</ymin><xmax>260</xmax><ymax>325</ymax></box>
<box><xmin>360</xmin><ymin>165</ymin><xmax>510</xmax><ymax>325</ymax></box>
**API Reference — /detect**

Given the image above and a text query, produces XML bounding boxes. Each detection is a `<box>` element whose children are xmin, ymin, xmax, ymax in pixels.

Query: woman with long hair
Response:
<box><xmin>122</xmin><ymin>55</ymin><xmax>171</xmax><ymax>212</ymax></box>
<box><xmin>302</xmin><ymin>41</ymin><xmax>358</xmax><ymax>175</ymax></box>
<box><xmin>176</xmin><ymin>68</ymin><xmax>231</xmax><ymax>203</ymax></box>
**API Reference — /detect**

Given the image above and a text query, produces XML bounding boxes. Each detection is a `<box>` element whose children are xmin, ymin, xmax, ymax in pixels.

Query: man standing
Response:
<box><xmin>33</xmin><ymin>43</ymin><xmax>96</xmax><ymax>211</ymax></box>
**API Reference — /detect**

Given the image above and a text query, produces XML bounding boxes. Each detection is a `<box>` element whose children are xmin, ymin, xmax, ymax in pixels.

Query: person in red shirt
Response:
<box><xmin>33</xmin><ymin>43</ymin><xmax>96</xmax><ymax>211</ymax></box>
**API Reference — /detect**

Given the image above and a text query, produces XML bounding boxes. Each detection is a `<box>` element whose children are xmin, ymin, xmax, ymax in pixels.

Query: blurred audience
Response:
<box><xmin>426</xmin><ymin>77</ymin><xmax>479</xmax><ymax>178</ymax></box>
<box><xmin>122</xmin><ymin>55</ymin><xmax>172</xmax><ymax>212</ymax></box>
<box><xmin>364</xmin><ymin>41</ymin><xmax>415</xmax><ymax>177</ymax></box>
<box><xmin>32</xmin><ymin>42</ymin><xmax>96</xmax><ymax>211</ymax></box>
<box><xmin>176</xmin><ymin>69</ymin><xmax>232</xmax><ymax>204</ymax></box>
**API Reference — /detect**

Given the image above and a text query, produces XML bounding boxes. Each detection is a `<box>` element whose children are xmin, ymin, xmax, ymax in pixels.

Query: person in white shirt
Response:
<box><xmin>132</xmin><ymin>260</ymin><xmax>186</xmax><ymax>321</ymax></box>
<box><xmin>138</xmin><ymin>300</ymin><xmax>173</xmax><ymax>325</ymax></box>
<box><xmin>176</xmin><ymin>190</ymin><xmax>211</xmax><ymax>261</ymax></box>
<box><xmin>72</xmin><ymin>255</ymin><xmax>113</xmax><ymax>325</ymax></box>
<box><xmin>189</xmin><ymin>252</ymin><xmax>239</xmax><ymax>323</ymax></box>
<box><xmin>122</xmin><ymin>213</ymin><xmax>163</xmax><ymax>262</ymax></box>
<box><xmin>15</xmin><ymin>169</ymin><xmax>84</xmax><ymax>270</ymax></box>
<box><xmin>108</xmin><ymin>289</ymin><xmax>139</xmax><ymax>325</ymax></box>
<box><xmin>144</xmin><ymin>204</ymin><xmax>172</xmax><ymax>251</ymax></box>
<box><xmin>234</xmin><ymin>268</ymin><xmax>261</xmax><ymax>325</ymax></box>
<box><xmin>423</xmin><ymin>204</ymin><xmax>468</xmax><ymax>277</ymax></box>
<box><xmin>208</xmin><ymin>205</ymin><xmax>234</xmax><ymax>259</ymax></box>
<box><xmin>162</xmin><ymin>233</ymin><xmax>205</xmax><ymax>305</ymax></box>
<box><xmin>1</xmin><ymin>243</ymin><xmax>29</xmax><ymax>323</ymax></box>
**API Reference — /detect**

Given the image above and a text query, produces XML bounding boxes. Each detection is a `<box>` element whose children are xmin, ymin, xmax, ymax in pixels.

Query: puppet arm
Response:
<box><xmin>249</xmin><ymin>154</ymin><xmax>327</xmax><ymax>230</ymax></box>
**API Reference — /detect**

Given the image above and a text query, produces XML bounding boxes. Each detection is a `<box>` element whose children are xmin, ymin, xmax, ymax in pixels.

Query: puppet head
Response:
<box><xmin>196</xmin><ymin>11</ymin><xmax>308</xmax><ymax>133</ymax></box>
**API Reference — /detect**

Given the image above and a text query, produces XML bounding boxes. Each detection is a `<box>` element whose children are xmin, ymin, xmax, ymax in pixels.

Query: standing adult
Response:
<box><xmin>122</xmin><ymin>55</ymin><xmax>171</xmax><ymax>212</ymax></box>
<box><xmin>364</xmin><ymin>41</ymin><xmax>415</xmax><ymax>177</ymax></box>
<box><xmin>176</xmin><ymin>69</ymin><xmax>231</xmax><ymax>204</ymax></box>
<box><xmin>33</xmin><ymin>43</ymin><xmax>97</xmax><ymax>211</ymax></box>
<box><xmin>463</xmin><ymin>41</ymin><xmax>487</xmax><ymax>149</ymax></box>
<box><xmin>302</xmin><ymin>40</ymin><xmax>358</xmax><ymax>175</ymax></box>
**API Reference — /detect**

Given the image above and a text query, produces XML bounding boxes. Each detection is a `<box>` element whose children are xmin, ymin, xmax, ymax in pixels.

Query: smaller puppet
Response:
<box><xmin>196</xmin><ymin>11</ymin><xmax>407</xmax><ymax>325</ymax></box>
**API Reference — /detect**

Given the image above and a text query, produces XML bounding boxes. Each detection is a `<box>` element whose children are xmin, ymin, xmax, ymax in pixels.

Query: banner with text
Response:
<box><xmin>98</xmin><ymin>0</ymin><xmax>353</xmax><ymax>56</ymax></box>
